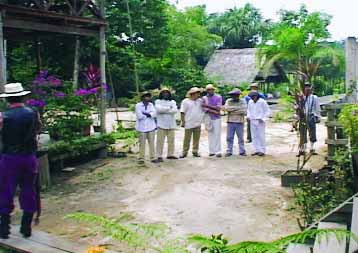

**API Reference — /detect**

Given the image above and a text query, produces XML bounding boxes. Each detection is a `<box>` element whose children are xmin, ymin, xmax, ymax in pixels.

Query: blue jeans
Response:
<box><xmin>226</xmin><ymin>122</ymin><xmax>245</xmax><ymax>154</ymax></box>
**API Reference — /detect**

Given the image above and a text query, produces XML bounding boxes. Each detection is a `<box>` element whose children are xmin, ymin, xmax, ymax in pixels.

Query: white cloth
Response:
<box><xmin>180</xmin><ymin>98</ymin><xmax>204</xmax><ymax>129</ymax></box>
<box><xmin>155</xmin><ymin>99</ymin><xmax>178</xmax><ymax>129</ymax></box>
<box><xmin>247</xmin><ymin>98</ymin><xmax>271</xmax><ymax>121</ymax></box>
<box><xmin>135</xmin><ymin>102</ymin><xmax>157</xmax><ymax>132</ymax></box>
<box><xmin>208</xmin><ymin>118</ymin><xmax>222</xmax><ymax>154</ymax></box>
<box><xmin>304</xmin><ymin>94</ymin><xmax>321</xmax><ymax>119</ymax></box>
<box><xmin>251</xmin><ymin>119</ymin><xmax>266</xmax><ymax>154</ymax></box>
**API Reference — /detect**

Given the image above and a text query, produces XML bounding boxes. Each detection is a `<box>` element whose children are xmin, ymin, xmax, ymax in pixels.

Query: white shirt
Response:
<box><xmin>135</xmin><ymin>102</ymin><xmax>157</xmax><ymax>132</ymax></box>
<box><xmin>247</xmin><ymin>98</ymin><xmax>271</xmax><ymax>122</ymax></box>
<box><xmin>304</xmin><ymin>94</ymin><xmax>321</xmax><ymax>119</ymax></box>
<box><xmin>155</xmin><ymin>99</ymin><xmax>178</xmax><ymax>129</ymax></box>
<box><xmin>180</xmin><ymin>98</ymin><xmax>204</xmax><ymax>129</ymax></box>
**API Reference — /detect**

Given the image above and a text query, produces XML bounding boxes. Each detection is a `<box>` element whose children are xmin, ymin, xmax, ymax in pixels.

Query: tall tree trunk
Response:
<box><xmin>73</xmin><ymin>36</ymin><xmax>80</xmax><ymax>89</ymax></box>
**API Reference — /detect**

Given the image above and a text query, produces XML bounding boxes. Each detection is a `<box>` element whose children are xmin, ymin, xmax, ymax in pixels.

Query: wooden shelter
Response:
<box><xmin>0</xmin><ymin>0</ymin><xmax>108</xmax><ymax>131</ymax></box>
<box><xmin>204</xmin><ymin>48</ymin><xmax>287</xmax><ymax>86</ymax></box>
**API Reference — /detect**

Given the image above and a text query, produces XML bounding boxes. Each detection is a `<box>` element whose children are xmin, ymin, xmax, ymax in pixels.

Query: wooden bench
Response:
<box><xmin>0</xmin><ymin>226</ymin><xmax>88</xmax><ymax>253</ymax></box>
<box><xmin>37</xmin><ymin>142</ymin><xmax>108</xmax><ymax>189</ymax></box>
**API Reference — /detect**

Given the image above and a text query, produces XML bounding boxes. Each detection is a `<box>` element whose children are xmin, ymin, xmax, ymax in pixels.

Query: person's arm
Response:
<box><xmin>155</xmin><ymin>100</ymin><xmax>171</xmax><ymax>114</ymax></box>
<box><xmin>135</xmin><ymin>104</ymin><xmax>147</xmax><ymax>120</ymax></box>
<box><xmin>238</xmin><ymin>101</ymin><xmax>247</xmax><ymax>115</ymax></box>
<box><xmin>314</xmin><ymin>96</ymin><xmax>321</xmax><ymax>119</ymax></box>
<box><xmin>247</xmin><ymin>101</ymin><xmax>252</xmax><ymax>120</ymax></box>
<box><xmin>262</xmin><ymin>101</ymin><xmax>271</xmax><ymax>121</ymax></box>
<box><xmin>169</xmin><ymin>101</ymin><xmax>178</xmax><ymax>114</ymax></box>
<box><xmin>148</xmin><ymin>103</ymin><xmax>156</xmax><ymax>118</ymax></box>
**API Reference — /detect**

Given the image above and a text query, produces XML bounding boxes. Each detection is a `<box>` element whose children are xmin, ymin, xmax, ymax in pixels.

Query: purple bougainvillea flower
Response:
<box><xmin>75</xmin><ymin>88</ymin><xmax>90</xmax><ymax>96</ymax></box>
<box><xmin>54</xmin><ymin>92</ymin><xmax>66</xmax><ymax>98</ymax></box>
<box><xmin>88</xmin><ymin>87</ymin><xmax>100</xmax><ymax>94</ymax></box>
<box><xmin>48</xmin><ymin>76</ymin><xmax>62</xmax><ymax>87</ymax></box>
<box><xmin>84</xmin><ymin>64</ymin><xmax>101</xmax><ymax>87</ymax></box>
<box><xmin>34</xmin><ymin>88</ymin><xmax>47</xmax><ymax>96</ymax></box>
<box><xmin>102</xmin><ymin>83</ymin><xmax>109</xmax><ymax>91</ymax></box>
<box><xmin>27</xmin><ymin>99</ymin><xmax>46</xmax><ymax>108</ymax></box>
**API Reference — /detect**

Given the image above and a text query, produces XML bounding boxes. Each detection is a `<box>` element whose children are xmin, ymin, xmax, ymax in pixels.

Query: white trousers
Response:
<box><xmin>251</xmin><ymin>119</ymin><xmax>266</xmax><ymax>154</ymax></box>
<box><xmin>208</xmin><ymin>118</ymin><xmax>222</xmax><ymax>154</ymax></box>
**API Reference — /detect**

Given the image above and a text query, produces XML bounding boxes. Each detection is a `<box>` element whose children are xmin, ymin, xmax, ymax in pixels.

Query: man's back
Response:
<box><xmin>2</xmin><ymin>106</ymin><xmax>38</xmax><ymax>154</ymax></box>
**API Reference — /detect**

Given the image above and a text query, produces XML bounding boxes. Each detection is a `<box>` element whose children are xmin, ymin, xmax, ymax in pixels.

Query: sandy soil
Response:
<box><xmin>12</xmin><ymin>119</ymin><xmax>327</xmax><ymax>247</ymax></box>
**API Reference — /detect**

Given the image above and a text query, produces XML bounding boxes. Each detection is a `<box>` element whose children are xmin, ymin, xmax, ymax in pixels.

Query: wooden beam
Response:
<box><xmin>0</xmin><ymin>4</ymin><xmax>107</xmax><ymax>26</ymax></box>
<box><xmin>4</xmin><ymin>18</ymin><xmax>99</xmax><ymax>37</ymax></box>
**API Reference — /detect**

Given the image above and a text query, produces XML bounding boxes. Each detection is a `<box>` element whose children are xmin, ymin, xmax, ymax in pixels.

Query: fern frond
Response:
<box><xmin>223</xmin><ymin>241</ymin><xmax>284</xmax><ymax>253</ymax></box>
<box><xmin>65</xmin><ymin>212</ymin><xmax>148</xmax><ymax>248</ymax></box>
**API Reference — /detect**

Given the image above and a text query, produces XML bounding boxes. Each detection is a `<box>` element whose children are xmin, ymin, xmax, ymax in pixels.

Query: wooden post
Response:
<box><xmin>35</xmin><ymin>38</ymin><xmax>42</xmax><ymax>73</ymax></box>
<box><xmin>73</xmin><ymin>36</ymin><xmax>80</xmax><ymax>89</ymax></box>
<box><xmin>346</xmin><ymin>37</ymin><xmax>358</xmax><ymax>103</ymax></box>
<box><xmin>99</xmin><ymin>0</ymin><xmax>107</xmax><ymax>133</ymax></box>
<box><xmin>0</xmin><ymin>11</ymin><xmax>5</xmax><ymax>91</ymax></box>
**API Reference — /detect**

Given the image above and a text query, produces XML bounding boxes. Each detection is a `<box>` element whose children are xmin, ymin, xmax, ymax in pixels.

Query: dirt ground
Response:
<box><xmin>13</xmin><ymin>119</ymin><xmax>327</xmax><ymax>246</ymax></box>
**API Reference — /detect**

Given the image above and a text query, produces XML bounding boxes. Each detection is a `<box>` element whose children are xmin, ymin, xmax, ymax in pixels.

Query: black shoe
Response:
<box><xmin>216</xmin><ymin>154</ymin><xmax>222</xmax><ymax>158</ymax></box>
<box><xmin>310</xmin><ymin>150</ymin><xmax>318</xmax><ymax>155</ymax></box>
<box><xmin>193</xmin><ymin>153</ymin><xmax>201</xmax><ymax>157</ymax></box>
<box><xmin>20</xmin><ymin>212</ymin><xmax>34</xmax><ymax>238</ymax></box>
<box><xmin>0</xmin><ymin>215</ymin><xmax>10</xmax><ymax>239</ymax></box>
<box><xmin>209</xmin><ymin>154</ymin><xmax>215</xmax><ymax>157</ymax></box>
<box><xmin>258</xmin><ymin>152</ymin><xmax>265</xmax><ymax>157</ymax></box>
<box><xmin>151</xmin><ymin>159</ymin><xmax>160</xmax><ymax>164</ymax></box>
<box><xmin>240</xmin><ymin>153</ymin><xmax>247</xmax><ymax>156</ymax></box>
<box><xmin>157</xmin><ymin>157</ymin><xmax>164</xmax><ymax>162</ymax></box>
<box><xmin>225</xmin><ymin>153</ymin><xmax>232</xmax><ymax>157</ymax></box>
<box><xmin>179</xmin><ymin>153</ymin><xmax>187</xmax><ymax>159</ymax></box>
<box><xmin>167</xmin><ymin>156</ymin><xmax>179</xmax><ymax>160</ymax></box>
<box><xmin>251</xmin><ymin>152</ymin><xmax>259</xmax><ymax>156</ymax></box>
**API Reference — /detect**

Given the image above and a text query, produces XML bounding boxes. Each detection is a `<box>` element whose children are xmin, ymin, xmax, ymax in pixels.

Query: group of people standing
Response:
<box><xmin>135</xmin><ymin>83</ymin><xmax>272</xmax><ymax>163</ymax></box>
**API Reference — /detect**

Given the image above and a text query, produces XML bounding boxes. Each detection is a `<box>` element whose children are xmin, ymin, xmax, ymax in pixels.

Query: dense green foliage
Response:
<box><xmin>67</xmin><ymin>212</ymin><xmax>355</xmax><ymax>253</ymax></box>
<box><xmin>259</xmin><ymin>5</ymin><xmax>344</xmax><ymax>93</ymax></box>
<box><xmin>5</xmin><ymin>2</ymin><xmax>346</xmax><ymax>102</ymax></box>
<box><xmin>207</xmin><ymin>4</ymin><xmax>270</xmax><ymax>49</ymax></box>
<box><xmin>293</xmin><ymin>149</ymin><xmax>353</xmax><ymax>226</ymax></box>
<box><xmin>339</xmin><ymin>104</ymin><xmax>358</xmax><ymax>151</ymax></box>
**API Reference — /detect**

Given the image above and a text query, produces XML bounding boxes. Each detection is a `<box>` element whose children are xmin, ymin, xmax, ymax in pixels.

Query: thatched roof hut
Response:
<box><xmin>204</xmin><ymin>48</ymin><xmax>286</xmax><ymax>86</ymax></box>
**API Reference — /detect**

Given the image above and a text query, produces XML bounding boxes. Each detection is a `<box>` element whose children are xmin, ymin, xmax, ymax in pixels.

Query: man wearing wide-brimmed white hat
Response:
<box><xmin>180</xmin><ymin>87</ymin><xmax>204</xmax><ymax>158</ymax></box>
<box><xmin>0</xmin><ymin>83</ymin><xmax>42</xmax><ymax>239</ymax></box>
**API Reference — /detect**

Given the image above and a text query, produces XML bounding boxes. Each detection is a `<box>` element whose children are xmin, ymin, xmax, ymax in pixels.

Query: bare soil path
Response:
<box><xmin>13</xmin><ymin>120</ymin><xmax>327</xmax><ymax>246</ymax></box>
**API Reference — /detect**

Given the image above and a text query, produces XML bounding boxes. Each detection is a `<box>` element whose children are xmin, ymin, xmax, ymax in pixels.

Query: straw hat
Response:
<box><xmin>0</xmin><ymin>83</ymin><xmax>31</xmax><ymax>98</ymax></box>
<box><xmin>250</xmin><ymin>83</ymin><xmax>259</xmax><ymax>88</ymax></box>
<box><xmin>159</xmin><ymin>87</ymin><xmax>174</xmax><ymax>95</ymax></box>
<box><xmin>205</xmin><ymin>84</ymin><xmax>216</xmax><ymax>90</ymax></box>
<box><xmin>188</xmin><ymin>87</ymin><xmax>202</xmax><ymax>94</ymax></box>
<box><xmin>228</xmin><ymin>88</ymin><xmax>242</xmax><ymax>96</ymax></box>
<box><xmin>140</xmin><ymin>91</ymin><xmax>152</xmax><ymax>98</ymax></box>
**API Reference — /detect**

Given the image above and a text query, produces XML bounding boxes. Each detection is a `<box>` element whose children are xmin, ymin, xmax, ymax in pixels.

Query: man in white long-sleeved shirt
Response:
<box><xmin>135</xmin><ymin>92</ymin><xmax>158</xmax><ymax>164</ymax></box>
<box><xmin>247</xmin><ymin>91</ymin><xmax>271</xmax><ymax>156</ymax></box>
<box><xmin>155</xmin><ymin>88</ymin><xmax>178</xmax><ymax>162</ymax></box>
